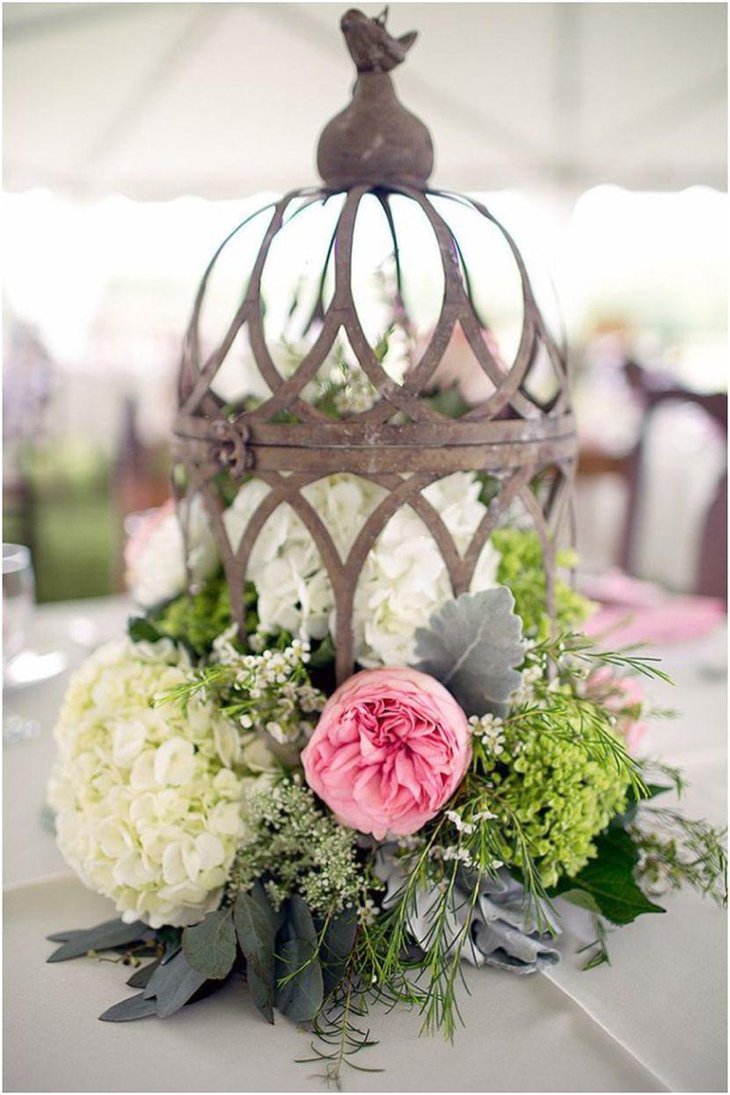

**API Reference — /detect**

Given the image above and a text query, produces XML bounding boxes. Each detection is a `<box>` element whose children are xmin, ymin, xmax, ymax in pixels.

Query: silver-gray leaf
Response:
<box><xmin>413</xmin><ymin>587</ymin><xmax>525</xmax><ymax>716</ymax></box>
<box><xmin>375</xmin><ymin>848</ymin><xmax>560</xmax><ymax>976</ymax></box>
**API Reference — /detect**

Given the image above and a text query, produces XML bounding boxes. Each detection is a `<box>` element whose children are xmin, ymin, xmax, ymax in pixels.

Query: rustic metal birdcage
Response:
<box><xmin>173</xmin><ymin>7</ymin><xmax>577</xmax><ymax>683</ymax></box>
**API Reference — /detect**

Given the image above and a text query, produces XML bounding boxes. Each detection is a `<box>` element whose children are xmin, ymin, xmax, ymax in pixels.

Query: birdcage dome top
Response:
<box><xmin>174</xmin><ymin>8</ymin><xmax>574</xmax><ymax>482</ymax></box>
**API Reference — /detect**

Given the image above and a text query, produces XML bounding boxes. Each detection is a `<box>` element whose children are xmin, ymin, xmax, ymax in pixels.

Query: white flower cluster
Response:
<box><xmin>510</xmin><ymin>664</ymin><xmax>544</xmax><ymax>706</ymax></box>
<box><xmin>126</xmin><ymin>496</ymin><xmax>218</xmax><ymax>610</ymax></box>
<box><xmin>224</xmin><ymin>471</ymin><xmax>501</xmax><ymax>667</ymax></box>
<box><xmin>469</xmin><ymin>713</ymin><xmax>507</xmax><ymax>756</ymax></box>
<box><xmin>210</xmin><ymin>630</ymin><xmax>324</xmax><ymax>745</ymax></box>
<box><xmin>228</xmin><ymin>779</ymin><xmax>360</xmax><ymax>915</ymax></box>
<box><xmin>48</xmin><ymin>640</ymin><xmax>275</xmax><ymax>929</ymax></box>
<box><xmin>333</xmin><ymin>368</ymin><xmax>379</xmax><ymax>415</ymax></box>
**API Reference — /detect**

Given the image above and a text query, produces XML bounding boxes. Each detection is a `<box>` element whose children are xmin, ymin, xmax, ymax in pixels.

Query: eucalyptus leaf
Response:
<box><xmin>182</xmin><ymin>908</ymin><xmax>236</xmax><ymax>980</ymax></box>
<box><xmin>99</xmin><ymin>992</ymin><xmax>159</xmax><ymax>1022</ymax></box>
<box><xmin>275</xmin><ymin>896</ymin><xmax>324</xmax><ymax>1022</ymax></box>
<box><xmin>275</xmin><ymin>940</ymin><xmax>324</xmax><ymax>1022</ymax></box>
<box><xmin>47</xmin><ymin>918</ymin><xmax>149</xmax><ymax>962</ymax></box>
<box><xmin>161</xmin><ymin>940</ymin><xmax>182</xmax><ymax>965</ymax></box>
<box><xmin>286</xmin><ymin>895</ymin><xmax>318</xmax><ymax>946</ymax></box>
<box><xmin>413</xmin><ymin>588</ymin><xmax>525</xmax><ymax>716</ymax></box>
<box><xmin>144</xmin><ymin>949</ymin><xmax>208</xmax><ymax>1018</ymax></box>
<box><xmin>127</xmin><ymin>959</ymin><xmax>161</xmax><ymax>989</ymax></box>
<box><xmin>320</xmin><ymin>906</ymin><xmax>358</xmax><ymax>999</ymax></box>
<box><xmin>234</xmin><ymin>883</ymin><xmax>277</xmax><ymax>1024</ymax></box>
<box><xmin>46</xmin><ymin>929</ymin><xmax>89</xmax><ymax>943</ymax></box>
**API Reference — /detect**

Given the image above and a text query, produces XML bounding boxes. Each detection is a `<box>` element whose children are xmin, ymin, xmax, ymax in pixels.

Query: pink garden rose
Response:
<box><xmin>301</xmin><ymin>667</ymin><xmax>471</xmax><ymax>840</ymax></box>
<box><xmin>586</xmin><ymin>667</ymin><xmax>648</xmax><ymax>753</ymax></box>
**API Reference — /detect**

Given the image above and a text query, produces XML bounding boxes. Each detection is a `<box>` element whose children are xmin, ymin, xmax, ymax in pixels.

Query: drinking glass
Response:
<box><xmin>3</xmin><ymin>543</ymin><xmax>67</xmax><ymax>741</ymax></box>
<box><xmin>3</xmin><ymin>544</ymin><xmax>40</xmax><ymax>741</ymax></box>
<box><xmin>3</xmin><ymin>543</ymin><xmax>35</xmax><ymax>668</ymax></box>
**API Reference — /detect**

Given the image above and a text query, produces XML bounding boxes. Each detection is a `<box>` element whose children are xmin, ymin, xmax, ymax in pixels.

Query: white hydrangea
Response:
<box><xmin>48</xmin><ymin>640</ymin><xmax>275</xmax><ymax>929</ymax></box>
<box><xmin>224</xmin><ymin>471</ymin><xmax>500</xmax><ymax>667</ymax></box>
<box><xmin>126</xmin><ymin>495</ymin><xmax>218</xmax><ymax>610</ymax></box>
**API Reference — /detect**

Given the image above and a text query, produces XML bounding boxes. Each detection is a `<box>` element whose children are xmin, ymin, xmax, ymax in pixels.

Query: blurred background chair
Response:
<box><xmin>620</xmin><ymin>362</ymin><xmax>727</xmax><ymax>602</ymax></box>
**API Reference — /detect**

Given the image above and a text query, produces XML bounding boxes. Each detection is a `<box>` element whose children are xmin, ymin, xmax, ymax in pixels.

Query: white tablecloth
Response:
<box><xmin>3</xmin><ymin>598</ymin><xmax>727</xmax><ymax>1092</ymax></box>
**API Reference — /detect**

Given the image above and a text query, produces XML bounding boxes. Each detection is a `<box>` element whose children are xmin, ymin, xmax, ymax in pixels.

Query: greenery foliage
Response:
<box><xmin>491</xmin><ymin>528</ymin><xmax>593</xmax><ymax>637</ymax></box>
<box><xmin>631</xmin><ymin>808</ymin><xmax>728</xmax><ymax>906</ymax></box>
<box><xmin>228</xmin><ymin>781</ymin><xmax>362</xmax><ymax>916</ymax></box>
<box><xmin>128</xmin><ymin>573</ymin><xmax>242</xmax><ymax>656</ymax></box>
<box><xmin>473</xmin><ymin>716</ymin><xmax>631</xmax><ymax>888</ymax></box>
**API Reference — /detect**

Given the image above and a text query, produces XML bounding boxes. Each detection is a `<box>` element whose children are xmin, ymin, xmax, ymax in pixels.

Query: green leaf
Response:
<box><xmin>47</xmin><ymin>918</ymin><xmax>149</xmax><ymax>962</ymax></box>
<box><xmin>320</xmin><ymin>906</ymin><xmax>358</xmax><ymax>999</ymax></box>
<box><xmin>234</xmin><ymin>883</ymin><xmax>277</xmax><ymax>1024</ymax></box>
<box><xmin>144</xmin><ymin>949</ymin><xmax>208</xmax><ymax>1018</ymax></box>
<box><xmin>552</xmin><ymin>829</ymin><xmax>665</xmax><ymax>925</ymax></box>
<box><xmin>127</xmin><ymin>616</ymin><xmax>162</xmax><ymax>644</ymax></box>
<box><xmin>99</xmin><ymin>992</ymin><xmax>158</xmax><ymax>1022</ymax></box>
<box><xmin>641</xmin><ymin>783</ymin><xmax>673</xmax><ymax>799</ymax></box>
<box><xmin>610</xmin><ymin>782</ymin><xmax>672</xmax><ymax>829</ymax></box>
<box><xmin>275</xmin><ymin>896</ymin><xmax>323</xmax><ymax>1022</ymax></box>
<box><xmin>286</xmin><ymin>895</ymin><xmax>318</xmax><ymax>945</ymax></box>
<box><xmin>558</xmin><ymin>888</ymin><xmax>603</xmax><ymax>915</ymax></box>
<box><xmin>161</xmin><ymin>939</ymin><xmax>182</xmax><ymax>965</ymax></box>
<box><xmin>275</xmin><ymin>941</ymin><xmax>324</xmax><ymax>1022</ymax></box>
<box><xmin>308</xmin><ymin>634</ymin><xmax>336</xmax><ymax>668</ymax></box>
<box><xmin>126</xmin><ymin>959</ymin><xmax>161</xmax><ymax>989</ymax></box>
<box><xmin>413</xmin><ymin>588</ymin><xmax>525</xmax><ymax>716</ymax></box>
<box><xmin>182</xmin><ymin>908</ymin><xmax>236</xmax><ymax>980</ymax></box>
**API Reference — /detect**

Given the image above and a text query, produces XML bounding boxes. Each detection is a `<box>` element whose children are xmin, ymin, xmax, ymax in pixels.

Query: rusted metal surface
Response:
<box><xmin>173</xmin><ymin>10</ymin><xmax>578</xmax><ymax>683</ymax></box>
<box><xmin>317</xmin><ymin>9</ymin><xmax>432</xmax><ymax>189</ymax></box>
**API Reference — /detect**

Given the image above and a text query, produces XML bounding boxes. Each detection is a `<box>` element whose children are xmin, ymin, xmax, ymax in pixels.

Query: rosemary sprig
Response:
<box><xmin>631</xmin><ymin>809</ymin><xmax>728</xmax><ymax>906</ymax></box>
<box><xmin>533</xmin><ymin>631</ymin><xmax>674</xmax><ymax>684</ymax></box>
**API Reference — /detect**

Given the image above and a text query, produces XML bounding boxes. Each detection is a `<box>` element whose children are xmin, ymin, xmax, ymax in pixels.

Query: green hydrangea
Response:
<box><xmin>228</xmin><ymin>779</ymin><xmax>360</xmax><ymax>915</ymax></box>
<box><xmin>492</xmin><ymin>528</ymin><xmax>593</xmax><ymax>638</ymax></box>
<box><xmin>130</xmin><ymin>573</ymin><xmax>242</xmax><ymax>656</ymax></box>
<box><xmin>479</xmin><ymin>719</ymin><xmax>630</xmax><ymax>888</ymax></box>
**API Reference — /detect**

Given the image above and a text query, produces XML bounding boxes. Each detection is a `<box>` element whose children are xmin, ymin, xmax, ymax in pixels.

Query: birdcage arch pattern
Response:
<box><xmin>173</xmin><ymin>185</ymin><xmax>577</xmax><ymax>682</ymax></box>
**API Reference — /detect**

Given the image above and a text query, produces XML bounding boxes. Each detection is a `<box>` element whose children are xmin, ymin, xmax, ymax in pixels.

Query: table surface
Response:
<box><xmin>3</xmin><ymin>597</ymin><xmax>727</xmax><ymax>1093</ymax></box>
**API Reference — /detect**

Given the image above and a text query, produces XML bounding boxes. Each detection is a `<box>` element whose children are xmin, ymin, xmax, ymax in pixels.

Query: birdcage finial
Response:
<box><xmin>317</xmin><ymin>8</ymin><xmax>434</xmax><ymax>189</ymax></box>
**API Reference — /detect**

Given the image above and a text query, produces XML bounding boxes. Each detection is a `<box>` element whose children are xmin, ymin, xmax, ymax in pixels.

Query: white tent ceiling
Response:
<box><xmin>3</xmin><ymin>1</ymin><xmax>727</xmax><ymax>200</ymax></box>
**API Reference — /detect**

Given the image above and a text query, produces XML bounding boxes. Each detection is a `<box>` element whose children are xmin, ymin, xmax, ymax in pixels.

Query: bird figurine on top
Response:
<box><xmin>317</xmin><ymin>7</ymin><xmax>434</xmax><ymax>189</ymax></box>
<box><xmin>340</xmin><ymin>6</ymin><xmax>417</xmax><ymax>72</ymax></box>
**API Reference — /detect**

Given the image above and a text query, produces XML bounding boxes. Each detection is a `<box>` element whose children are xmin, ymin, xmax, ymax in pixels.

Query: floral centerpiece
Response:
<box><xmin>45</xmin><ymin>8</ymin><xmax>725</xmax><ymax>1085</ymax></box>
<box><xmin>47</xmin><ymin>464</ymin><xmax>726</xmax><ymax>1082</ymax></box>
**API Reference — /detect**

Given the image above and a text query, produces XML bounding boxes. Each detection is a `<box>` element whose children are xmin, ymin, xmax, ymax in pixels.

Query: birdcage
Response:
<box><xmin>172</xmin><ymin>8</ymin><xmax>577</xmax><ymax>683</ymax></box>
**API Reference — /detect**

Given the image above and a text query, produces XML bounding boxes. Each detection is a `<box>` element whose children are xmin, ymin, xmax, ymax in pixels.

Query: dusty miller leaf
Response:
<box><xmin>413</xmin><ymin>588</ymin><xmax>525</xmax><ymax>716</ymax></box>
